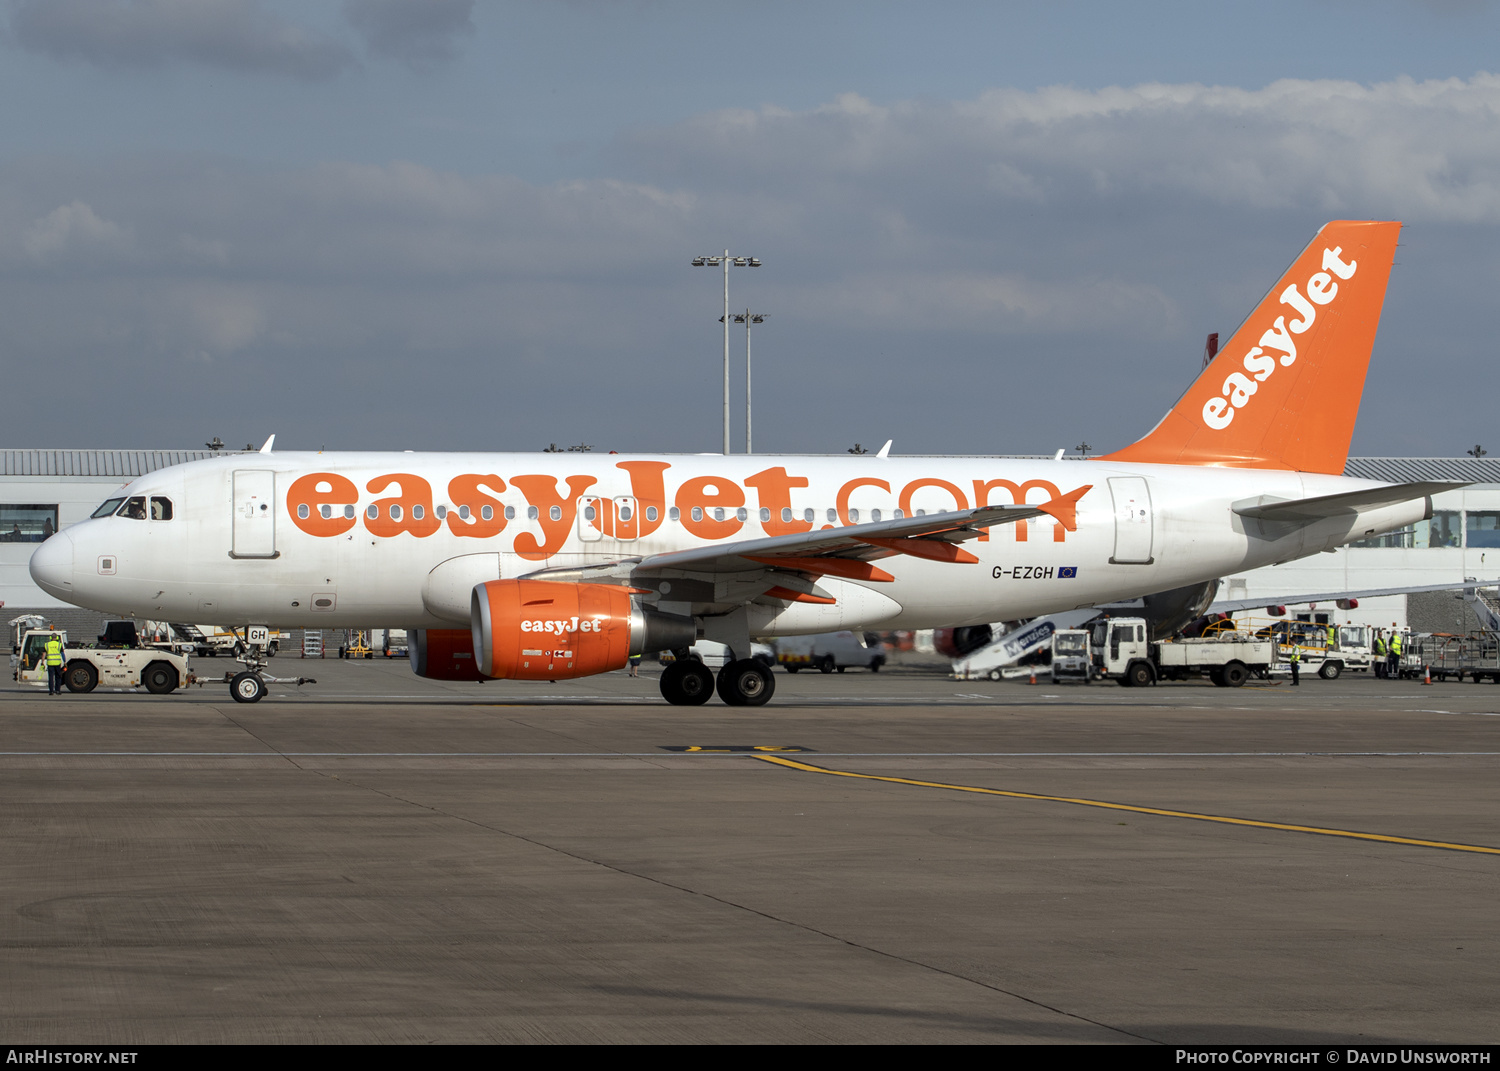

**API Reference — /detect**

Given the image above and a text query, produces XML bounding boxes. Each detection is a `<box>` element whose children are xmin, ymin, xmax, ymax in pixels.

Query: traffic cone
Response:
<box><xmin>1029</xmin><ymin>667</ymin><xmax>1037</xmax><ymax>685</ymax></box>
<box><xmin>1424</xmin><ymin>665</ymin><xmax>1432</xmax><ymax>685</ymax></box>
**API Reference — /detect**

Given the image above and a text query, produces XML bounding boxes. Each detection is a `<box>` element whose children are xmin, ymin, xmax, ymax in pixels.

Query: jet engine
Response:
<box><xmin>470</xmin><ymin>579</ymin><xmax>695</xmax><ymax>680</ymax></box>
<box><xmin>409</xmin><ymin>628</ymin><xmax>488</xmax><ymax>682</ymax></box>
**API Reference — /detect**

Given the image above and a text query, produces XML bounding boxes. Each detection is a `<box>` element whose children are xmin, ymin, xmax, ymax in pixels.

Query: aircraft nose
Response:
<box><xmin>29</xmin><ymin>530</ymin><xmax>76</xmax><ymax>601</ymax></box>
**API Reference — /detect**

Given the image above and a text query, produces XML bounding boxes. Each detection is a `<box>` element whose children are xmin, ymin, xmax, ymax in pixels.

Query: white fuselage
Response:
<box><xmin>29</xmin><ymin>452</ymin><xmax>1426</xmax><ymax>634</ymax></box>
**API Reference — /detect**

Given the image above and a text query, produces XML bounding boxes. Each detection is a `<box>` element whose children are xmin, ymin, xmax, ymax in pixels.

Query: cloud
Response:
<box><xmin>21</xmin><ymin>201</ymin><xmax>131</xmax><ymax>261</ymax></box>
<box><xmin>3</xmin><ymin>74</ymin><xmax>1500</xmax><ymax>455</ymax></box>
<box><xmin>343</xmin><ymin>0</ymin><xmax>475</xmax><ymax>72</ymax></box>
<box><xmin>7</xmin><ymin>0</ymin><xmax>354</xmax><ymax>79</ymax></box>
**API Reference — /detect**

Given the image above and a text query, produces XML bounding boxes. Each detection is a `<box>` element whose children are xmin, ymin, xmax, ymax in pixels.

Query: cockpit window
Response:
<box><xmin>92</xmin><ymin>497</ymin><xmax>126</xmax><ymax>519</ymax></box>
<box><xmin>150</xmin><ymin>496</ymin><xmax>173</xmax><ymax>520</ymax></box>
<box><xmin>120</xmin><ymin>497</ymin><xmax>148</xmax><ymax>520</ymax></box>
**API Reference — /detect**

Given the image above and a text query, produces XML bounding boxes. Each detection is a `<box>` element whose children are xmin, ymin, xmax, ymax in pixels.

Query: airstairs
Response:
<box><xmin>952</xmin><ymin>608</ymin><xmax>1101</xmax><ymax>680</ymax></box>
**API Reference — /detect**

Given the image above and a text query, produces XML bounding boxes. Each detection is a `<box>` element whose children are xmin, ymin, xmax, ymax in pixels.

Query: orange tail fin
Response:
<box><xmin>1102</xmin><ymin>220</ymin><xmax>1401</xmax><ymax>474</ymax></box>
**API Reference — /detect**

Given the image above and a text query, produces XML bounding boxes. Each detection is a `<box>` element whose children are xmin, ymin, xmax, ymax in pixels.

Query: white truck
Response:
<box><xmin>1091</xmin><ymin>616</ymin><xmax>1276</xmax><ymax>688</ymax></box>
<box><xmin>777</xmin><ymin>631</ymin><xmax>886</xmax><ymax>674</ymax></box>
<box><xmin>10</xmin><ymin>618</ymin><xmax>192</xmax><ymax>694</ymax></box>
<box><xmin>1050</xmin><ymin>629</ymin><xmax>1092</xmax><ymax>684</ymax></box>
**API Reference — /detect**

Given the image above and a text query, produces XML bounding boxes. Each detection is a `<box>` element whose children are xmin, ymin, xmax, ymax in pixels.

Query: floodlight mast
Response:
<box><xmin>692</xmin><ymin>251</ymin><xmax>761</xmax><ymax>454</ymax></box>
<box><xmin>723</xmin><ymin>310</ymin><xmax>767</xmax><ymax>453</ymax></box>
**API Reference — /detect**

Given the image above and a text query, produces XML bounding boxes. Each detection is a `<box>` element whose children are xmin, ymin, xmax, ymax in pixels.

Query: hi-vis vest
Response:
<box><xmin>1373</xmin><ymin>637</ymin><xmax>1385</xmax><ymax>655</ymax></box>
<box><xmin>44</xmin><ymin>638</ymin><xmax>63</xmax><ymax>666</ymax></box>
<box><xmin>1391</xmin><ymin>634</ymin><xmax>1404</xmax><ymax>655</ymax></box>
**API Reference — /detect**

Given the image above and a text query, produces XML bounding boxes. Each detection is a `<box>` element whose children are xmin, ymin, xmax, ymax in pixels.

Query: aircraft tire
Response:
<box><xmin>142</xmin><ymin>661</ymin><xmax>177</xmax><ymax>695</ymax></box>
<box><xmin>661</xmin><ymin>660</ymin><xmax>714</xmax><ymax>706</ymax></box>
<box><xmin>717</xmin><ymin>659</ymin><xmax>775</xmax><ymax>707</ymax></box>
<box><xmin>64</xmin><ymin>661</ymin><xmax>98</xmax><ymax>693</ymax></box>
<box><xmin>230</xmin><ymin>672</ymin><xmax>266</xmax><ymax>704</ymax></box>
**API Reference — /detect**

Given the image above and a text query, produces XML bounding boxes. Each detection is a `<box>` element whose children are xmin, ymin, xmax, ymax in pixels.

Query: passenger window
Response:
<box><xmin>150</xmin><ymin>497</ymin><xmax>173</xmax><ymax>520</ymax></box>
<box><xmin>870</xmin><ymin>509</ymin><xmax>882</xmax><ymax>522</ymax></box>
<box><xmin>713</xmin><ymin>507</ymin><xmax>725</xmax><ymax>522</ymax></box>
<box><xmin>780</xmin><ymin>507</ymin><xmax>791</xmax><ymax>523</ymax></box>
<box><xmin>736</xmin><ymin>508</ymin><xmax>748</xmax><ymax>522</ymax></box>
<box><xmin>619</xmin><ymin>505</ymin><xmax>633</xmax><ymax>521</ymax></box>
<box><xmin>298</xmin><ymin>504</ymin><xmax>310</xmax><ymax>520</ymax></box>
<box><xmin>505</xmin><ymin>506</ymin><xmax>516</xmax><ymax>520</ymax></box>
<box><xmin>527</xmin><ymin>506</ymin><xmax>539</xmax><ymax>521</ymax></box>
<box><xmin>583</xmin><ymin>505</ymin><xmax>596</xmax><ymax>521</ymax></box>
<box><xmin>343</xmin><ymin>505</ymin><xmax>355</xmax><ymax>519</ymax></box>
<box><xmin>121</xmin><ymin>497</ymin><xmax>147</xmax><ymax>520</ymax></box>
<box><xmin>646</xmin><ymin>506</ymin><xmax>658</xmax><ymax>522</ymax></box>
<box><xmin>669</xmin><ymin>507</ymin><xmax>680</xmax><ymax>521</ymax></box>
<box><xmin>435</xmin><ymin>505</ymin><xmax>447</xmax><ymax>519</ymax></box>
<box><xmin>804</xmin><ymin>508</ymin><xmax>814</xmax><ymax>523</ymax></box>
<box><xmin>389</xmin><ymin>504</ymin><xmax>402</xmax><ymax>521</ymax></box>
<box><xmin>826</xmin><ymin>508</ymin><xmax>837</xmax><ymax>522</ymax></box>
<box><xmin>366</xmin><ymin>505</ymin><xmax>379</xmax><ymax>520</ymax></box>
<box><xmin>848</xmin><ymin>508</ymin><xmax>860</xmax><ymax>523</ymax></box>
<box><xmin>894</xmin><ymin>509</ymin><xmax>904</xmax><ymax>519</ymax></box>
<box><xmin>691</xmin><ymin>507</ymin><xmax>703</xmax><ymax>522</ymax></box>
<box><xmin>549</xmin><ymin>505</ymin><xmax>561</xmax><ymax>521</ymax></box>
<box><xmin>412</xmin><ymin>505</ymin><xmax>425</xmax><ymax>520</ymax></box>
<box><xmin>480</xmin><ymin>505</ymin><xmax>493</xmax><ymax>521</ymax></box>
<box><xmin>459</xmin><ymin>505</ymin><xmax>471</xmax><ymax>520</ymax></box>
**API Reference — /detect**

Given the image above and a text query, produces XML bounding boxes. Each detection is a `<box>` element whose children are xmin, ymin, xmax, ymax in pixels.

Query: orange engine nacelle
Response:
<box><xmin>409</xmin><ymin>628</ymin><xmax>488</xmax><ymax>682</ymax></box>
<box><xmin>470</xmin><ymin>579</ymin><xmax>695</xmax><ymax>681</ymax></box>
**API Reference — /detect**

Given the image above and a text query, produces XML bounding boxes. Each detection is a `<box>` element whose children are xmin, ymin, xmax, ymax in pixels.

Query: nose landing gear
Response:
<box><xmin>207</xmin><ymin>626</ymin><xmax>317</xmax><ymax>703</ymax></box>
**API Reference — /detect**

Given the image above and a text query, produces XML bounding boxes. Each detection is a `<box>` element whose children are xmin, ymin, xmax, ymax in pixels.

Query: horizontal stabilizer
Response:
<box><xmin>1232</xmin><ymin>481</ymin><xmax>1466</xmax><ymax>523</ymax></box>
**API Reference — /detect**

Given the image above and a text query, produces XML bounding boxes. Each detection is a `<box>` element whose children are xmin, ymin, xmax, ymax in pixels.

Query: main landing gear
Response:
<box><xmin>660</xmin><ymin>655</ymin><xmax>776</xmax><ymax>707</ymax></box>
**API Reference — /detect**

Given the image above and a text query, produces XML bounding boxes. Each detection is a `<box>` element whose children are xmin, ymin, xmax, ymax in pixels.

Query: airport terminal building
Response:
<box><xmin>3</xmin><ymin>449</ymin><xmax>1498</xmax><ymax>637</ymax></box>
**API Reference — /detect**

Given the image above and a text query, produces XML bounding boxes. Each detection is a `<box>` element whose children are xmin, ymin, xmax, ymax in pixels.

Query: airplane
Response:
<box><xmin>29</xmin><ymin>219</ymin><xmax>1460</xmax><ymax>706</ymax></box>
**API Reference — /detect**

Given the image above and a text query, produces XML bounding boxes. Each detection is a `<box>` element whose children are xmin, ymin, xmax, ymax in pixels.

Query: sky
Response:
<box><xmin>2</xmin><ymin>0</ymin><xmax>1499</xmax><ymax>458</ymax></box>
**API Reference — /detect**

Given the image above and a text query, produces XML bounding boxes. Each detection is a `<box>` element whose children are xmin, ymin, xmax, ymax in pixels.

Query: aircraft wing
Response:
<box><xmin>632</xmin><ymin>503</ymin><xmax>1046</xmax><ymax>575</ymax></box>
<box><xmin>1208</xmin><ymin>578</ymin><xmax>1500</xmax><ymax>615</ymax></box>
<box><xmin>1232</xmin><ymin>481</ymin><xmax>1467</xmax><ymax>522</ymax></box>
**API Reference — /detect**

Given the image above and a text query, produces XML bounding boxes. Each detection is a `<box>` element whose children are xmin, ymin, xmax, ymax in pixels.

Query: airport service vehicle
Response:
<box><xmin>189</xmin><ymin>624</ymin><xmax>282</xmax><ymax>658</ymax></box>
<box><xmin>1092</xmin><ymin>616</ymin><xmax>1275</xmax><ymax>687</ymax></box>
<box><xmin>1050</xmin><ymin>629</ymin><xmax>1091</xmax><ymax>684</ymax></box>
<box><xmin>777</xmin><ymin>631</ymin><xmax>886</xmax><ymax>673</ymax></box>
<box><xmin>29</xmin><ymin>221</ymin><xmax>1457</xmax><ymax>706</ymax></box>
<box><xmin>11</xmin><ymin>623</ymin><xmax>191</xmax><ymax>694</ymax></box>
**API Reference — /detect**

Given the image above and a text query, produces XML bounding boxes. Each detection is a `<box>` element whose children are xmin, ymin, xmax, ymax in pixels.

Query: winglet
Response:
<box><xmin>1102</xmin><ymin>221</ymin><xmax>1401</xmax><ymax>474</ymax></box>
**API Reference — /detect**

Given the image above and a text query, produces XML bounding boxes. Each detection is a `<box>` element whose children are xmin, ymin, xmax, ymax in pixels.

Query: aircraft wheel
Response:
<box><xmin>64</xmin><ymin>661</ymin><xmax>98</xmax><ymax>693</ymax></box>
<box><xmin>142</xmin><ymin>661</ymin><xmax>177</xmax><ymax>694</ymax></box>
<box><xmin>230</xmin><ymin>672</ymin><xmax>266</xmax><ymax>704</ymax></box>
<box><xmin>660</xmin><ymin>660</ymin><xmax>714</xmax><ymax>706</ymax></box>
<box><xmin>717</xmin><ymin>659</ymin><xmax>776</xmax><ymax>707</ymax></box>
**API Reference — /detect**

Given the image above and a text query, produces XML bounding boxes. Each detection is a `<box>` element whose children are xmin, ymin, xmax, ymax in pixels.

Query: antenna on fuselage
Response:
<box><xmin>259</xmin><ymin>435</ymin><xmax>275</xmax><ymax>454</ymax></box>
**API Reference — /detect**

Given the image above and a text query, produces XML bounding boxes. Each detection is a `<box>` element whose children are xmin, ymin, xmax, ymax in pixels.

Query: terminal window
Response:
<box><xmin>0</xmin><ymin>504</ymin><xmax>57</xmax><ymax>542</ymax></box>
<box><xmin>1467</xmin><ymin>511</ymin><xmax>1500</xmax><ymax>548</ymax></box>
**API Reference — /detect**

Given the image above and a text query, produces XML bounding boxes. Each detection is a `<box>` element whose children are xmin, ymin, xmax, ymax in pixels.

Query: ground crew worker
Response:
<box><xmin>1326</xmin><ymin>624</ymin><xmax>1337</xmax><ymax>650</ymax></box>
<box><xmin>1373</xmin><ymin>631</ymin><xmax>1386</xmax><ymax>678</ymax></box>
<box><xmin>1287</xmin><ymin>643</ymin><xmax>1300</xmax><ymax>686</ymax></box>
<box><xmin>1389</xmin><ymin>628</ymin><xmax>1403</xmax><ymax>680</ymax></box>
<box><xmin>44</xmin><ymin>634</ymin><xmax>65</xmax><ymax>695</ymax></box>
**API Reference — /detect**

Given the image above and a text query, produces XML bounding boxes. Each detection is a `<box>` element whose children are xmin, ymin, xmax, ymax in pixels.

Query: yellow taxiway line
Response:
<box><xmin>754</xmin><ymin>755</ymin><xmax>1500</xmax><ymax>856</ymax></box>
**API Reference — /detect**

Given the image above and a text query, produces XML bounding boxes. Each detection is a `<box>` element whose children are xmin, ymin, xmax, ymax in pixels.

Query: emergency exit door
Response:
<box><xmin>231</xmin><ymin>470</ymin><xmax>279</xmax><ymax>559</ymax></box>
<box><xmin>1108</xmin><ymin>477</ymin><xmax>1154</xmax><ymax>564</ymax></box>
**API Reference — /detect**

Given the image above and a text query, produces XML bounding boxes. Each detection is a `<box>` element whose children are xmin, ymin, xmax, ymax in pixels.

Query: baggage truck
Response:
<box><xmin>1091</xmin><ymin>616</ymin><xmax>1275</xmax><ymax>688</ymax></box>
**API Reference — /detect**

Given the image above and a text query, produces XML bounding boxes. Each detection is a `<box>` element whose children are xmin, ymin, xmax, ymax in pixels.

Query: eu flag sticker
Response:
<box><xmin>1058</xmin><ymin>566</ymin><xmax>1078</xmax><ymax>579</ymax></box>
